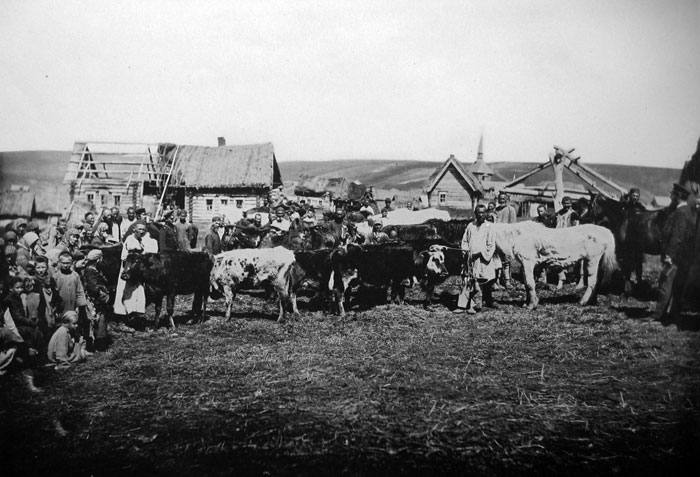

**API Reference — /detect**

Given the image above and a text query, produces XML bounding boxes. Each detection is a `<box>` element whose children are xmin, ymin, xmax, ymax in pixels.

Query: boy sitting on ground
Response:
<box><xmin>47</xmin><ymin>311</ymin><xmax>91</xmax><ymax>368</ymax></box>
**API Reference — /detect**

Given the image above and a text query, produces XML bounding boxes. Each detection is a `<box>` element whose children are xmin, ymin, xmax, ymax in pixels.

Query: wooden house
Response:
<box><xmin>161</xmin><ymin>142</ymin><xmax>282</xmax><ymax>225</ymax></box>
<box><xmin>424</xmin><ymin>154</ymin><xmax>485</xmax><ymax>210</ymax></box>
<box><xmin>63</xmin><ymin>141</ymin><xmax>169</xmax><ymax>221</ymax></box>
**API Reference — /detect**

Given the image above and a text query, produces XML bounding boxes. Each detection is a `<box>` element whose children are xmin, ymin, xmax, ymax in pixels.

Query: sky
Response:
<box><xmin>1</xmin><ymin>0</ymin><xmax>699</xmax><ymax>168</ymax></box>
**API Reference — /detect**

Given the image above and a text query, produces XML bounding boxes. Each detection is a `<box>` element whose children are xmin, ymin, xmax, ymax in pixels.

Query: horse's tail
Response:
<box><xmin>600</xmin><ymin>231</ymin><xmax>619</xmax><ymax>284</ymax></box>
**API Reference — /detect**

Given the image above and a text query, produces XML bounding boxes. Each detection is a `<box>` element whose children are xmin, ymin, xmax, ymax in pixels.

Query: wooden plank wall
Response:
<box><xmin>428</xmin><ymin>167</ymin><xmax>475</xmax><ymax>209</ymax></box>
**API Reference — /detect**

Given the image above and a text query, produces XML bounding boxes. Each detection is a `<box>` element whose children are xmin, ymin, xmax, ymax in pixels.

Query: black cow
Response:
<box><xmin>417</xmin><ymin>245</ymin><xmax>467</xmax><ymax>309</ymax></box>
<box><xmin>120</xmin><ymin>251</ymin><xmax>214</xmax><ymax>328</ymax></box>
<box><xmin>422</xmin><ymin>218</ymin><xmax>473</xmax><ymax>246</ymax></box>
<box><xmin>381</xmin><ymin>223</ymin><xmax>444</xmax><ymax>242</ymax></box>
<box><xmin>289</xmin><ymin>248</ymin><xmax>354</xmax><ymax>315</ymax></box>
<box><xmin>338</xmin><ymin>242</ymin><xmax>419</xmax><ymax>309</ymax></box>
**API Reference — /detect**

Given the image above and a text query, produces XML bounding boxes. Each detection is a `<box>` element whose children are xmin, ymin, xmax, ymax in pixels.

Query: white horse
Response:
<box><xmin>491</xmin><ymin>222</ymin><xmax>618</xmax><ymax>309</ymax></box>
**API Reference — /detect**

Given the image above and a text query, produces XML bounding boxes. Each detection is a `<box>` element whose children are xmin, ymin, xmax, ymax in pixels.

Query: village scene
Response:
<box><xmin>2</xmin><ymin>2</ymin><xmax>699</xmax><ymax>476</ymax></box>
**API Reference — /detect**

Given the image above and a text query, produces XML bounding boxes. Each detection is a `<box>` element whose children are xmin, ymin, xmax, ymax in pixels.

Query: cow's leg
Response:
<box><xmin>166</xmin><ymin>293</ymin><xmax>176</xmax><ymax>329</ymax></box>
<box><xmin>290</xmin><ymin>290</ymin><xmax>299</xmax><ymax>316</ymax></box>
<box><xmin>153</xmin><ymin>295</ymin><xmax>163</xmax><ymax>329</ymax></box>
<box><xmin>521</xmin><ymin>260</ymin><xmax>538</xmax><ymax>309</ymax></box>
<box><xmin>580</xmin><ymin>258</ymin><xmax>599</xmax><ymax>305</ymax></box>
<box><xmin>223</xmin><ymin>286</ymin><xmax>235</xmax><ymax>320</ymax></box>
<box><xmin>424</xmin><ymin>281</ymin><xmax>436</xmax><ymax>309</ymax></box>
<box><xmin>575</xmin><ymin>260</ymin><xmax>585</xmax><ymax>290</ymax></box>
<box><xmin>191</xmin><ymin>291</ymin><xmax>204</xmax><ymax>324</ymax></box>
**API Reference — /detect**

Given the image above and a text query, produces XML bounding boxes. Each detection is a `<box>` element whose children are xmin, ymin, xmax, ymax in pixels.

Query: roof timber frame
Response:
<box><xmin>63</xmin><ymin>141</ymin><xmax>172</xmax><ymax>186</ymax></box>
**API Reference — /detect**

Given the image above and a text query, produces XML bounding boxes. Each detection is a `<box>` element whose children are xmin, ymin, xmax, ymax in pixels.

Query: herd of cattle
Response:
<box><xmin>88</xmin><ymin>215</ymin><xmax>620</xmax><ymax>328</ymax></box>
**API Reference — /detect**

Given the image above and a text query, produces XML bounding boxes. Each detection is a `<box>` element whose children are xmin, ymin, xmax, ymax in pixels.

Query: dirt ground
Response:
<box><xmin>2</xmin><ymin>273</ymin><xmax>699</xmax><ymax>476</ymax></box>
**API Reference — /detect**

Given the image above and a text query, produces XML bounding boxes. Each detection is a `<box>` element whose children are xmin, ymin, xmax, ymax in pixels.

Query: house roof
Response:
<box><xmin>164</xmin><ymin>142</ymin><xmax>282</xmax><ymax>189</ymax></box>
<box><xmin>468</xmin><ymin>159</ymin><xmax>494</xmax><ymax>176</ymax></box>
<box><xmin>64</xmin><ymin>141</ymin><xmax>164</xmax><ymax>183</ymax></box>
<box><xmin>425</xmin><ymin>155</ymin><xmax>485</xmax><ymax>195</ymax></box>
<box><xmin>0</xmin><ymin>191</ymin><xmax>36</xmax><ymax>217</ymax></box>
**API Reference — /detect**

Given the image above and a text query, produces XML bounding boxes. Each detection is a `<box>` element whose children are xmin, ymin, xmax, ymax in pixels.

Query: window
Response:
<box><xmin>236</xmin><ymin>199</ymin><xmax>243</xmax><ymax>208</ymax></box>
<box><xmin>438</xmin><ymin>192</ymin><xmax>446</xmax><ymax>205</ymax></box>
<box><xmin>220</xmin><ymin>199</ymin><xmax>228</xmax><ymax>206</ymax></box>
<box><xmin>206</xmin><ymin>199</ymin><xmax>213</xmax><ymax>211</ymax></box>
<box><xmin>101</xmin><ymin>194</ymin><xmax>108</xmax><ymax>206</ymax></box>
<box><xmin>113</xmin><ymin>195</ymin><xmax>121</xmax><ymax>206</ymax></box>
<box><xmin>86</xmin><ymin>192</ymin><xmax>95</xmax><ymax>203</ymax></box>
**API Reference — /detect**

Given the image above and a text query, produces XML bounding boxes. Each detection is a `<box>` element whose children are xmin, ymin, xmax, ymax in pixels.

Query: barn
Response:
<box><xmin>161</xmin><ymin>142</ymin><xmax>282</xmax><ymax>225</ymax></box>
<box><xmin>423</xmin><ymin>154</ymin><xmax>485</xmax><ymax>210</ymax></box>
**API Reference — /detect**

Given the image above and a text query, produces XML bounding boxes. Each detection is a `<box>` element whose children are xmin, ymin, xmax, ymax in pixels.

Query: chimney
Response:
<box><xmin>217</xmin><ymin>137</ymin><xmax>226</xmax><ymax>147</ymax></box>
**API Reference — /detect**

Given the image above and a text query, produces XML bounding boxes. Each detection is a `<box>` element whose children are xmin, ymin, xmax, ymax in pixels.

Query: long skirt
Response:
<box><xmin>113</xmin><ymin>265</ymin><xmax>146</xmax><ymax>316</ymax></box>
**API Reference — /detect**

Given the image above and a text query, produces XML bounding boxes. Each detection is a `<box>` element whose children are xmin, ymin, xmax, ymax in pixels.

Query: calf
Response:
<box><xmin>121</xmin><ymin>251</ymin><xmax>214</xmax><ymax>328</ymax></box>
<box><xmin>419</xmin><ymin>245</ymin><xmax>466</xmax><ymax>309</ymax></box>
<box><xmin>209</xmin><ymin>246</ymin><xmax>296</xmax><ymax>322</ymax></box>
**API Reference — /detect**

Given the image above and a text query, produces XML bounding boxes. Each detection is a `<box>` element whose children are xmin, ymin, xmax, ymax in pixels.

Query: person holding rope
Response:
<box><xmin>454</xmin><ymin>204</ymin><xmax>498</xmax><ymax>314</ymax></box>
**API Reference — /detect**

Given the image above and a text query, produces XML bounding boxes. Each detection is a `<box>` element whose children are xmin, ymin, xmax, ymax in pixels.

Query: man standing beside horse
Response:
<box><xmin>654</xmin><ymin>183</ymin><xmax>696</xmax><ymax>323</ymax></box>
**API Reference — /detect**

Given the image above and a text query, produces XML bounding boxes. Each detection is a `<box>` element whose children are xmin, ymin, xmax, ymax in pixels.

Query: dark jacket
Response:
<box><xmin>159</xmin><ymin>222</ymin><xmax>180</xmax><ymax>252</ymax></box>
<box><xmin>205</xmin><ymin>231</ymin><xmax>221</xmax><ymax>255</ymax></box>
<box><xmin>662</xmin><ymin>203</ymin><xmax>697</xmax><ymax>264</ymax></box>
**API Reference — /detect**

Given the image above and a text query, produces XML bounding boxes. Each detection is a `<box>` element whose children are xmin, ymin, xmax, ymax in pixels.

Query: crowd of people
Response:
<box><xmin>2</xmin><ymin>184</ymin><xmax>694</xmax><ymax>391</ymax></box>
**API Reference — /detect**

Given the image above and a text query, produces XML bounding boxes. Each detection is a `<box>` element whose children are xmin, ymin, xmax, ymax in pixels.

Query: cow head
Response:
<box><xmin>425</xmin><ymin>245</ymin><xmax>449</xmax><ymax>278</ymax></box>
<box><xmin>121</xmin><ymin>252</ymin><xmax>145</xmax><ymax>282</ymax></box>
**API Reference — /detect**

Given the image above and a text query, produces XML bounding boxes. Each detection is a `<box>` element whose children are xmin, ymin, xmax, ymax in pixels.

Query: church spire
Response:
<box><xmin>476</xmin><ymin>132</ymin><xmax>484</xmax><ymax>163</ymax></box>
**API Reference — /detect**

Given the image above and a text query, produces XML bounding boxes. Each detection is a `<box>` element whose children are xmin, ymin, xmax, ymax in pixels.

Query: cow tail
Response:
<box><xmin>600</xmin><ymin>234</ymin><xmax>619</xmax><ymax>284</ymax></box>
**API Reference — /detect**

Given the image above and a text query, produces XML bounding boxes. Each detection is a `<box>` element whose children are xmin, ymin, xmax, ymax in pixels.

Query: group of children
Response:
<box><xmin>1</xmin><ymin>213</ymin><xmax>120</xmax><ymax>392</ymax></box>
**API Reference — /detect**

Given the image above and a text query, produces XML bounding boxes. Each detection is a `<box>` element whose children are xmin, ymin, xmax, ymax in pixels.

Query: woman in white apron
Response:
<box><xmin>113</xmin><ymin>222</ymin><xmax>156</xmax><ymax>318</ymax></box>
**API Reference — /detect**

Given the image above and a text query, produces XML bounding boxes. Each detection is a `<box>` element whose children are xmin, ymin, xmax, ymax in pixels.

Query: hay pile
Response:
<box><xmin>2</xmin><ymin>286</ymin><xmax>699</xmax><ymax>476</ymax></box>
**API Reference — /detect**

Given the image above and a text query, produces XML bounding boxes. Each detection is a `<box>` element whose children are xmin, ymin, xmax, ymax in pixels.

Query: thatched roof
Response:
<box><xmin>164</xmin><ymin>142</ymin><xmax>282</xmax><ymax>189</ymax></box>
<box><xmin>0</xmin><ymin>191</ymin><xmax>36</xmax><ymax>217</ymax></box>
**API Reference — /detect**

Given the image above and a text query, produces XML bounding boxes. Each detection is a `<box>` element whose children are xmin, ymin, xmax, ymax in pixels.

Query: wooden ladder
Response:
<box><xmin>154</xmin><ymin>146</ymin><xmax>179</xmax><ymax>219</ymax></box>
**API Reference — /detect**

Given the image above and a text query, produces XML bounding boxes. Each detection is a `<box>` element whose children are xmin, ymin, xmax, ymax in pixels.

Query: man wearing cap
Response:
<box><xmin>654</xmin><ymin>183</ymin><xmax>696</xmax><ymax>322</ymax></box>
<box><xmin>623</xmin><ymin>188</ymin><xmax>646</xmax><ymax>215</ymax></box>
<box><xmin>204</xmin><ymin>217</ymin><xmax>222</xmax><ymax>255</ymax></box>
<box><xmin>175</xmin><ymin>210</ymin><xmax>197</xmax><ymax>250</ymax></box>
<box><xmin>82</xmin><ymin>249</ymin><xmax>111</xmax><ymax>351</ymax></box>
<box><xmin>159</xmin><ymin>210</ymin><xmax>179</xmax><ymax>252</ymax></box>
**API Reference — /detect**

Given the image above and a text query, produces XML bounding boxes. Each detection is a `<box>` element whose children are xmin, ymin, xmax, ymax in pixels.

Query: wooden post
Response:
<box><xmin>549</xmin><ymin>148</ymin><xmax>567</xmax><ymax>211</ymax></box>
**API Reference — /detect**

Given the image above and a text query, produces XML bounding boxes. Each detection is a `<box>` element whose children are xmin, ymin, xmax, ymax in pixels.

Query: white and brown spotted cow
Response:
<box><xmin>209</xmin><ymin>246</ymin><xmax>296</xmax><ymax>322</ymax></box>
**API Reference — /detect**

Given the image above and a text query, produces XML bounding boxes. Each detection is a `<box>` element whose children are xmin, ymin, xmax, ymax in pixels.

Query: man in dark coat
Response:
<box><xmin>654</xmin><ymin>183</ymin><xmax>697</xmax><ymax>322</ymax></box>
<box><xmin>204</xmin><ymin>217</ymin><xmax>222</xmax><ymax>255</ymax></box>
<box><xmin>158</xmin><ymin>210</ymin><xmax>179</xmax><ymax>252</ymax></box>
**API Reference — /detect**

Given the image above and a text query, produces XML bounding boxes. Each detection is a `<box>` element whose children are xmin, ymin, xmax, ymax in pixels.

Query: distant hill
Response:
<box><xmin>0</xmin><ymin>151</ymin><xmax>681</xmax><ymax>212</ymax></box>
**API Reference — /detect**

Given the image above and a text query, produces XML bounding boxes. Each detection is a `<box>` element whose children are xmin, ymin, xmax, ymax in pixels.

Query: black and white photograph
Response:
<box><xmin>1</xmin><ymin>1</ymin><xmax>699</xmax><ymax>475</ymax></box>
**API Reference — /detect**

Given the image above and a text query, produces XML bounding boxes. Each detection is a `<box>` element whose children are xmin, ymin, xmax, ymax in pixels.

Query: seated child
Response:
<box><xmin>47</xmin><ymin>311</ymin><xmax>90</xmax><ymax>368</ymax></box>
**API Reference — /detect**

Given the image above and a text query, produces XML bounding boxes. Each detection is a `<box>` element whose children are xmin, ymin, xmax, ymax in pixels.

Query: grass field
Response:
<box><xmin>2</xmin><ymin>278</ymin><xmax>699</xmax><ymax>476</ymax></box>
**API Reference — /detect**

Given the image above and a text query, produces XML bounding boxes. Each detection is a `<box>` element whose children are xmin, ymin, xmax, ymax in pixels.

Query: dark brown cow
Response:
<box><xmin>120</xmin><ymin>251</ymin><xmax>214</xmax><ymax>328</ymax></box>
